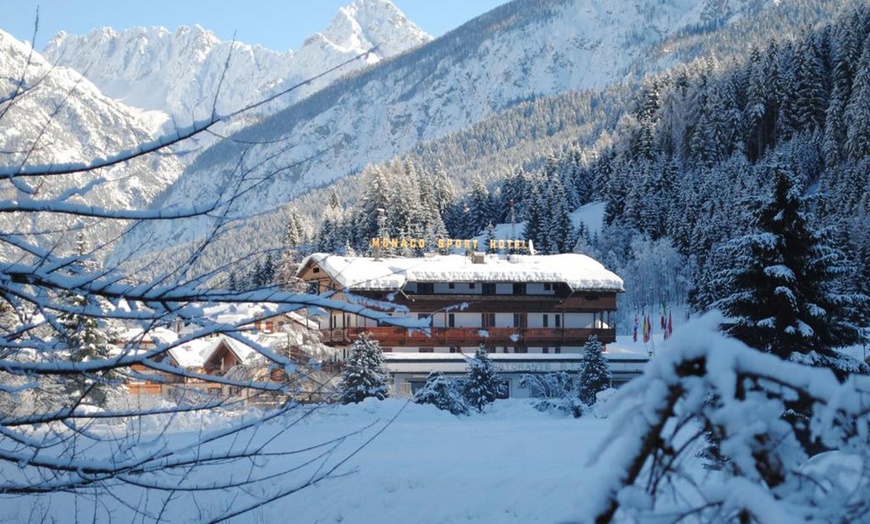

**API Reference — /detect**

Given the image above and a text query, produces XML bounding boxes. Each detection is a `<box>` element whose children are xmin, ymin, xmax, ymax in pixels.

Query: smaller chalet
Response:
<box><xmin>297</xmin><ymin>252</ymin><xmax>647</xmax><ymax>397</ymax></box>
<box><xmin>125</xmin><ymin>334</ymin><xmax>263</xmax><ymax>397</ymax></box>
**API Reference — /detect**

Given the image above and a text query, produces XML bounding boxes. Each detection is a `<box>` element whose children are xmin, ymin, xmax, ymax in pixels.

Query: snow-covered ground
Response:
<box><xmin>1</xmin><ymin>397</ymin><xmax>658</xmax><ymax>523</ymax></box>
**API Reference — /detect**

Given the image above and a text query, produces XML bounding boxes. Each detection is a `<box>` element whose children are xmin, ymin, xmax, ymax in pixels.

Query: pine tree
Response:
<box><xmin>260</xmin><ymin>253</ymin><xmax>275</xmax><ymax>286</ymax></box>
<box><xmin>468</xmin><ymin>178</ymin><xmax>493</xmax><ymax>237</ymax></box>
<box><xmin>59</xmin><ymin>293</ymin><xmax>118</xmax><ymax>407</ymax></box>
<box><xmin>711</xmin><ymin>162</ymin><xmax>868</xmax><ymax>379</ymax></box>
<box><xmin>414</xmin><ymin>371</ymin><xmax>468</xmax><ymax>415</ymax></box>
<box><xmin>58</xmin><ymin>234</ymin><xmax>120</xmax><ymax>408</ymax></box>
<box><xmin>844</xmin><ymin>35</ymin><xmax>870</xmax><ymax>161</ymax></box>
<box><xmin>277</xmin><ymin>210</ymin><xmax>306</xmax><ymax>287</ymax></box>
<box><xmin>577</xmin><ymin>335</ymin><xmax>612</xmax><ymax>407</ymax></box>
<box><xmin>339</xmin><ymin>333</ymin><xmax>390</xmax><ymax>404</ymax></box>
<box><xmin>547</xmin><ymin>178</ymin><xmax>575</xmax><ymax>254</ymax></box>
<box><xmin>463</xmin><ymin>345</ymin><xmax>502</xmax><ymax>412</ymax></box>
<box><xmin>358</xmin><ymin>167</ymin><xmax>393</xmax><ymax>249</ymax></box>
<box><xmin>522</xmin><ymin>182</ymin><xmax>547</xmax><ymax>253</ymax></box>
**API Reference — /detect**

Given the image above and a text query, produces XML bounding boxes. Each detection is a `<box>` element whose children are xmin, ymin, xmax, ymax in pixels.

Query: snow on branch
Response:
<box><xmin>0</xmin><ymin>197</ymin><xmax>219</xmax><ymax>220</ymax></box>
<box><xmin>584</xmin><ymin>312</ymin><xmax>870</xmax><ymax>523</ymax></box>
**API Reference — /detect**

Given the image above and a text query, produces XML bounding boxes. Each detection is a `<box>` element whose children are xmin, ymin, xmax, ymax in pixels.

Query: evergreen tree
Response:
<box><xmin>467</xmin><ymin>177</ymin><xmax>493</xmax><ymax>237</ymax></box>
<box><xmin>414</xmin><ymin>371</ymin><xmax>468</xmax><ymax>415</ymax></box>
<box><xmin>463</xmin><ymin>345</ymin><xmax>502</xmax><ymax>412</ymax></box>
<box><xmin>485</xmin><ymin>223</ymin><xmax>496</xmax><ymax>253</ymax></box>
<box><xmin>57</xmin><ymin>234</ymin><xmax>120</xmax><ymax>408</ymax></box>
<box><xmin>577</xmin><ymin>335</ymin><xmax>612</xmax><ymax>407</ymax></box>
<box><xmin>339</xmin><ymin>333</ymin><xmax>390</xmax><ymax>404</ymax></box>
<box><xmin>844</xmin><ymin>35</ymin><xmax>870</xmax><ymax>161</ymax></box>
<box><xmin>711</xmin><ymin>162</ymin><xmax>868</xmax><ymax>379</ymax></box>
<box><xmin>59</xmin><ymin>292</ymin><xmax>118</xmax><ymax>407</ymax></box>
<box><xmin>358</xmin><ymin>167</ymin><xmax>393</xmax><ymax>249</ymax></box>
<box><xmin>522</xmin><ymin>182</ymin><xmax>547</xmax><ymax>253</ymax></box>
<box><xmin>547</xmin><ymin>178</ymin><xmax>575</xmax><ymax>254</ymax></box>
<box><xmin>261</xmin><ymin>253</ymin><xmax>275</xmax><ymax>285</ymax></box>
<box><xmin>277</xmin><ymin>210</ymin><xmax>306</xmax><ymax>287</ymax></box>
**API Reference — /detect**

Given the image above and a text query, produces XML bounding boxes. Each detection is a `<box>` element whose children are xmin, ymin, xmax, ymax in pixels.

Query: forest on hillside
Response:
<box><xmin>265</xmin><ymin>5</ymin><xmax>870</xmax><ymax>336</ymax></box>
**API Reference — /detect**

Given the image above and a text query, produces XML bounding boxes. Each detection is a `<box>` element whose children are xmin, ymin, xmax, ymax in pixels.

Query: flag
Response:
<box><xmin>642</xmin><ymin>312</ymin><xmax>651</xmax><ymax>343</ymax></box>
<box><xmin>633</xmin><ymin>311</ymin><xmax>639</xmax><ymax>342</ymax></box>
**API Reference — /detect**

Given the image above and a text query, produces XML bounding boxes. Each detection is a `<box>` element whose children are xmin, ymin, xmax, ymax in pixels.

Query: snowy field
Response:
<box><xmin>1</xmin><ymin>396</ymin><xmax>669</xmax><ymax>523</ymax></box>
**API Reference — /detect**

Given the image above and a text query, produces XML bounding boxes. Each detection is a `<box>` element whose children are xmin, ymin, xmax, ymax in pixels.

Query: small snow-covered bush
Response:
<box><xmin>577</xmin><ymin>335</ymin><xmax>612</xmax><ymax>407</ymax></box>
<box><xmin>414</xmin><ymin>371</ymin><xmax>468</xmax><ymax>415</ymax></box>
<box><xmin>339</xmin><ymin>333</ymin><xmax>391</xmax><ymax>404</ymax></box>
<box><xmin>519</xmin><ymin>372</ymin><xmax>583</xmax><ymax>417</ymax></box>
<box><xmin>463</xmin><ymin>345</ymin><xmax>502</xmax><ymax>412</ymax></box>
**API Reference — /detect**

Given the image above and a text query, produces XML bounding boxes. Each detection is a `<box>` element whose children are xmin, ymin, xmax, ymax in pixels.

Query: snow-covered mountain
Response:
<box><xmin>112</xmin><ymin>0</ymin><xmax>784</xmax><ymax>263</ymax></box>
<box><xmin>0</xmin><ymin>29</ymin><xmax>184</xmax><ymax>258</ymax></box>
<box><xmin>42</xmin><ymin>0</ymin><xmax>431</xmax><ymax>133</ymax></box>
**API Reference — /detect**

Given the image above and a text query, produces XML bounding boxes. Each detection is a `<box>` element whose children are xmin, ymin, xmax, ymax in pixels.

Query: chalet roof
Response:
<box><xmin>168</xmin><ymin>335</ymin><xmax>262</xmax><ymax>369</ymax></box>
<box><xmin>298</xmin><ymin>253</ymin><xmax>624</xmax><ymax>292</ymax></box>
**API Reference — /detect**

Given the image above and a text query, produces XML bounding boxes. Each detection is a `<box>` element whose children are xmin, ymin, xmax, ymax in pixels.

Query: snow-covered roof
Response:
<box><xmin>118</xmin><ymin>327</ymin><xmax>179</xmax><ymax>346</ymax></box>
<box><xmin>168</xmin><ymin>335</ymin><xmax>262</xmax><ymax>369</ymax></box>
<box><xmin>299</xmin><ymin>253</ymin><xmax>623</xmax><ymax>292</ymax></box>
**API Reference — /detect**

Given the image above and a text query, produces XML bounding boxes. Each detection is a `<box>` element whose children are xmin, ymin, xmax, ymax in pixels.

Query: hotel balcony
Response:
<box><xmin>320</xmin><ymin>326</ymin><xmax>616</xmax><ymax>347</ymax></box>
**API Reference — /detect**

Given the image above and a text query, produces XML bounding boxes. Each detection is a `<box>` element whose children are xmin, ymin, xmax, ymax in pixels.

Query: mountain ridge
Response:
<box><xmin>42</xmin><ymin>0</ymin><xmax>431</xmax><ymax>133</ymax></box>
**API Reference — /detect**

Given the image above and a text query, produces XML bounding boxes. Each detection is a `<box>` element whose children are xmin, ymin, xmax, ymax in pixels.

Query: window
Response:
<box><xmin>513</xmin><ymin>313</ymin><xmax>527</xmax><ymax>328</ymax></box>
<box><xmin>482</xmin><ymin>283</ymin><xmax>496</xmax><ymax>295</ymax></box>
<box><xmin>555</xmin><ymin>314</ymin><xmax>561</xmax><ymax>328</ymax></box>
<box><xmin>417</xmin><ymin>283</ymin><xmax>434</xmax><ymax>294</ymax></box>
<box><xmin>307</xmin><ymin>281</ymin><xmax>319</xmax><ymax>294</ymax></box>
<box><xmin>544</xmin><ymin>283</ymin><xmax>552</xmax><ymax>291</ymax></box>
<box><xmin>419</xmin><ymin>347</ymin><xmax>434</xmax><ymax>353</ymax></box>
<box><xmin>313</xmin><ymin>267</ymin><xmax>320</xmax><ymax>273</ymax></box>
<box><xmin>512</xmin><ymin>283</ymin><xmax>526</xmax><ymax>295</ymax></box>
<box><xmin>469</xmin><ymin>283</ymin><xmax>476</xmax><ymax>290</ymax></box>
<box><xmin>543</xmin><ymin>347</ymin><xmax>549</xmax><ymax>354</ymax></box>
<box><xmin>448</xmin><ymin>283</ymin><xmax>455</xmax><ymax>289</ymax></box>
<box><xmin>543</xmin><ymin>314</ymin><xmax>549</xmax><ymax>328</ymax></box>
<box><xmin>448</xmin><ymin>313</ymin><xmax>455</xmax><ymax>328</ymax></box>
<box><xmin>482</xmin><ymin>313</ymin><xmax>495</xmax><ymax>327</ymax></box>
<box><xmin>382</xmin><ymin>347</ymin><xmax>392</xmax><ymax>353</ymax></box>
<box><xmin>449</xmin><ymin>346</ymin><xmax>459</xmax><ymax>353</ymax></box>
<box><xmin>555</xmin><ymin>346</ymin><xmax>561</xmax><ymax>354</ymax></box>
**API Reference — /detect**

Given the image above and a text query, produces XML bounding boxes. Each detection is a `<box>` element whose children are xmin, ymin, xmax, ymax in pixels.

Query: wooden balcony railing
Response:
<box><xmin>320</xmin><ymin>326</ymin><xmax>615</xmax><ymax>346</ymax></box>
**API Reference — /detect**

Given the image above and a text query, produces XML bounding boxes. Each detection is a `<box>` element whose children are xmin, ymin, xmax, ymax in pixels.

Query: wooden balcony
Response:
<box><xmin>320</xmin><ymin>326</ymin><xmax>615</xmax><ymax>347</ymax></box>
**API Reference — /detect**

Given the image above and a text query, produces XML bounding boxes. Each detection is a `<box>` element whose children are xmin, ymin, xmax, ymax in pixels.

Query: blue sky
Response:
<box><xmin>3</xmin><ymin>1</ymin><xmax>511</xmax><ymax>51</ymax></box>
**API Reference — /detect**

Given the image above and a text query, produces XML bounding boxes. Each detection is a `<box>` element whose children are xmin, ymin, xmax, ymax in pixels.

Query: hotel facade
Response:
<box><xmin>297</xmin><ymin>251</ymin><xmax>647</xmax><ymax>397</ymax></box>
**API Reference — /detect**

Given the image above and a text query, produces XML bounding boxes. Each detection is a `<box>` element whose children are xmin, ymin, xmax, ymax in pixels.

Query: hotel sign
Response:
<box><xmin>371</xmin><ymin>238</ymin><xmax>529</xmax><ymax>251</ymax></box>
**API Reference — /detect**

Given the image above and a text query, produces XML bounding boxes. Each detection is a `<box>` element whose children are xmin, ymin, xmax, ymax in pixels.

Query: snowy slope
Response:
<box><xmin>0</xmin><ymin>398</ymin><xmax>632</xmax><ymax>523</ymax></box>
<box><xmin>42</xmin><ymin>0</ymin><xmax>431</xmax><ymax>133</ymax></box>
<box><xmin>0</xmin><ymin>30</ymin><xmax>185</xmax><ymax>258</ymax></box>
<box><xmin>113</xmin><ymin>0</ymin><xmax>780</xmax><ymax>263</ymax></box>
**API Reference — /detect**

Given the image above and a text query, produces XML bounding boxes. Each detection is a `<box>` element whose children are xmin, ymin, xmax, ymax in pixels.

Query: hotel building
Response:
<box><xmin>297</xmin><ymin>252</ymin><xmax>647</xmax><ymax>397</ymax></box>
